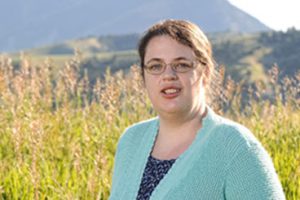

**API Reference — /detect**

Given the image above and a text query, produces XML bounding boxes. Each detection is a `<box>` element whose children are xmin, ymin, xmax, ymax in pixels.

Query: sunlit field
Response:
<box><xmin>0</xmin><ymin>54</ymin><xmax>299</xmax><ymax>199</ymax></box>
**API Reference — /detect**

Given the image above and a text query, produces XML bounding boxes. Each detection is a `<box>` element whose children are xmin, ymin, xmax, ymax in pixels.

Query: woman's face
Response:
<box><xmin>143</xmin><ymin>35</ymin><xmax>206</xmax><ymax>117</ymax></box>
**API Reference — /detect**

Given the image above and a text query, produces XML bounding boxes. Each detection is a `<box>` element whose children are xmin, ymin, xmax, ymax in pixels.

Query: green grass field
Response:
<box><xmin>0</xmin><ymin>54</ymin><xmax>299</xmax><ymax>199</ymax></box>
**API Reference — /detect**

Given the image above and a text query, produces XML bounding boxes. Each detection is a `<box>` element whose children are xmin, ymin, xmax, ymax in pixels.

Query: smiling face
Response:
<box><xmin>144</xmin><ymin>35</ymin><xmax>207</xmax><ymax>118</ymax></box>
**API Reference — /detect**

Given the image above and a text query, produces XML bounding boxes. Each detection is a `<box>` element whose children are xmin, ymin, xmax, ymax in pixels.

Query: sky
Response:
<box><xmin>228</xmin><ymin>0</ymin><xmax>300</xmax><ymax>31</ymax></box>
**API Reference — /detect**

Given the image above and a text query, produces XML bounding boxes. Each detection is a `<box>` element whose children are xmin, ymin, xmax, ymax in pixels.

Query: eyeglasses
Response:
<box><xmin>144</xmin><ymin>59</ymin><xmax>199</xmax><ymax>75</ymax></box>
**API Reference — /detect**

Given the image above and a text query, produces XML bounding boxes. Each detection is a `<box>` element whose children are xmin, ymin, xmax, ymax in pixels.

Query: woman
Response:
<box><xmin>109</xmin><ymin>19</ymin><xmax>285</xmax><ymax>200</ymax></box>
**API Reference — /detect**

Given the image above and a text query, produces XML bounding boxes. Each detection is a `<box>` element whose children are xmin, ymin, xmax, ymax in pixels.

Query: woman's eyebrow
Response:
<box><xmin>146</xmin><ymin>57</ymin><xmax>190</xmax><ymax>64</ymax></box>
<box><xmin>173</xmin><ymin>57</ymin><xmax>190</xmax><ymax>61</ymax></box>
<box><xmin>145</xmin><ymin>58</ymin><xmax>163</xmax><ymax>64</ymax></box>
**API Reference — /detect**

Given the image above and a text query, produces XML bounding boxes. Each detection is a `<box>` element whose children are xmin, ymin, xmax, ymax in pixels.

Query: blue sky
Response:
<box><xmin>229</xmin><ymin>0</ymin><xmax>300</xmax><ymax>31</ymax></box>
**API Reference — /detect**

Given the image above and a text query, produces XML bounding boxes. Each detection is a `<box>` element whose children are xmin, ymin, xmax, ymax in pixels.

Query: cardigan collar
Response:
<box><xmin>127</xmin><ymin>106</ymin><xmax>219</xmax><ymax>200</ymax></box>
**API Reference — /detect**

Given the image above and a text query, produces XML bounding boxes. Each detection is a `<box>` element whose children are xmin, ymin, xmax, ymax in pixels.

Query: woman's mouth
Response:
<box><xmin>161</xmin><ymin>87</ymin><xmax>181</xmax><ymax>98</ymax></box>
<box><xmin>162</xmin><ymin>88</ymin><xmax>180</xmax><ymax>94</ymax></box>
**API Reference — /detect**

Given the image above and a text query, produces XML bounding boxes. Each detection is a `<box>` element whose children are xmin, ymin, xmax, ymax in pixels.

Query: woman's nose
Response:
<box><xmin>162</xmin><ymin>64</ymin><xmax>178</xmax><ymax>80</ymax></box>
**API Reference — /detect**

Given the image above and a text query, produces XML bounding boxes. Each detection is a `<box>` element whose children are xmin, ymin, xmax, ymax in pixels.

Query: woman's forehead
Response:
<box><xmin>144</xmin><ymin>36</ymin><xmax>196</xmax><ymax>62</ymax></box>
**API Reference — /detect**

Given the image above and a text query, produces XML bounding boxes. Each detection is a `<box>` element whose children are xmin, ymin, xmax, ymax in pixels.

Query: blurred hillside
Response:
<box><xmin>9</xmin><ymin>28</ymin><xmax>300</xmax><ymax>84</ymax></box>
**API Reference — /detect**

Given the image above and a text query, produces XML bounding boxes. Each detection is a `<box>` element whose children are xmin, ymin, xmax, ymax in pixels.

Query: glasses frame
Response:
<box><xmin>144</xmin><ymin>59</ymin><xmax>200</xmax><ymax>75</ymax></box>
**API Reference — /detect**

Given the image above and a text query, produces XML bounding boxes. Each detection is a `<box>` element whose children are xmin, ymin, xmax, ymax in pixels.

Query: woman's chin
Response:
<box><xmin>156</xmin><ymin>104</ymin><xmax>187</xmax><ymax>116</ymax></box>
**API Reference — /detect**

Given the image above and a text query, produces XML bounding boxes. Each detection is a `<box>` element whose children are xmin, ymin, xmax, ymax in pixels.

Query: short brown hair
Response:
<box><xmin>138</xmin><ymin>19</ymin><xmax>215</xmax><ymax>84</ymax></box>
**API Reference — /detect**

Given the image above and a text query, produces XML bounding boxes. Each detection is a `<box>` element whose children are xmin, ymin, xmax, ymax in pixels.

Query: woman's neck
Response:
<box><xmin>158</xmin><ymin>103</ymin><xmax>207</xmax><ymax>140</ymax></box>
<box><xmin>151</xmin><ymin>104</ymin><xmax>207</xmax><ymax>160</ymax></box>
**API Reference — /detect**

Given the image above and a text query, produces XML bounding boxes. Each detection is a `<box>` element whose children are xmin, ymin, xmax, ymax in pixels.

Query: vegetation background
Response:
<box><xmin>0</xmin><ymin>29</ymin><xmax>299</xmax><ymax>199</ymax></box>
<box><xmin>9</xmin><ymin>28</ymin><xmax>300</xmax><ymax>84</ymax></box>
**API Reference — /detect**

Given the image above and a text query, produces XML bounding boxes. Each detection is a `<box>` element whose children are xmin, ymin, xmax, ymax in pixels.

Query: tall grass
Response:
<box><xmin>0</xmin><ymin>53</ymin><xmax>299</xmax><ymax>199</ymax></box>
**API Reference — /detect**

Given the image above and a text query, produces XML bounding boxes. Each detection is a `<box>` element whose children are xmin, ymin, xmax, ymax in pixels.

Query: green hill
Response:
<box><xmin>9</xmin><ymin>29</ymin><xmax>300</xmax><ymax>84</ymax></box>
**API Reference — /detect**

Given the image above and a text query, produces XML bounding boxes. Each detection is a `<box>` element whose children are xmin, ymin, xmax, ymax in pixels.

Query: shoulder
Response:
<box><xmin>207</xmin><ymin>111</ymin><xmax>277</xmax><ymax>178</ymax></box>
<box><xmin>212</xmin><ymin>115</ymin><xmax>285</xmax><ymax>199</ymax></box>
<box><xmin>206</xmin><ymin>109</ymin><xmax>266</xmax><ymax>159</ymax></box>
<box><xmin>213</xmin><ymin>114</ymin><xmax>256</xmax><ymax>142</ymax></box>
<box><xmin>117</xmin><ymin>117</ymin><xmax>158</xmax><ymax>149</ymax></box>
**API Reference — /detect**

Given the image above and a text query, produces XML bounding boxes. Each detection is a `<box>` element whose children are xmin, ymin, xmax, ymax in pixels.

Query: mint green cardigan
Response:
<box><xmin>109</xmin><ymin>107</ymin><xmax>285</xmax><ymax>199</ymax></box>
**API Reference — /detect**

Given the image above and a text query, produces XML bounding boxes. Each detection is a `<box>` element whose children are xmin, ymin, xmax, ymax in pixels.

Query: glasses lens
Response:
<box><xmin>172</xmin><ymin>60</ymin><xmax>194</xmax><ymax>73</ymax></box>
<box><xmin>145</xmin><ymin>62</ymin><xmax>164</xmax><ymax>74</ymax></box>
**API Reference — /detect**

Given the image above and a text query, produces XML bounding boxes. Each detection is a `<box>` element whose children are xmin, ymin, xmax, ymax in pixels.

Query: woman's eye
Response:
<box><xmin>180</xmin><ymin>63</ymin><xmax>190</xmax><ymax>68</ymax></box>
<box><xmin>175</xmin><ymin>62</ymin><xmax>191</xmax><ymax>69</ymax></box>
<box><xmin>149</xmin><ymin>64</ymin><xmax>163</xmax><ymax>71</ymax></box>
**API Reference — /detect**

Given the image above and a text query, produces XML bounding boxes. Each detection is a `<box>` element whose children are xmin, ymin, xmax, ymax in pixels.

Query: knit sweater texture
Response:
<box><xmin>109</xmin><ymin>107</ymin><xmax>285</xmax><ymax>200</ymax></box>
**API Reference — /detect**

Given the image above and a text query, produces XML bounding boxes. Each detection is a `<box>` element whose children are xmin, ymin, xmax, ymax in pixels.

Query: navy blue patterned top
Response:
<box><xmin>136</xmin><ymin>154</ymin><xmax>176</xmax><ymax>200</ymax></box>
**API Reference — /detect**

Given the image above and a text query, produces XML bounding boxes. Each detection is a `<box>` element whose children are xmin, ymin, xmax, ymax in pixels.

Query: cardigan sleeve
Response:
<box><xmin>109</xmin><ymin>135</ymin><xmax>122</xmax><ymax>199</ymax></box>
<box><xmin>109</xmin><ymin>127</ymin><xmax>131</xmax><ymax>199</ymax></box>
<box><xmin>224</xmin><ymin>140</ymin><xmax>286</xmax><ymax>200</ymax></box>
